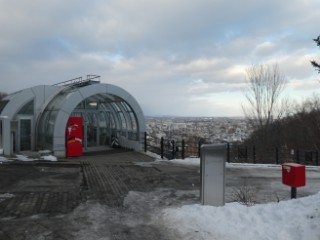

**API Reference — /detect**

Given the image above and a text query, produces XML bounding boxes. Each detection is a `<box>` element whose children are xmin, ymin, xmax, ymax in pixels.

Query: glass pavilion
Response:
<box><xmin>0</xmin><ymin>76</ymin><xmax>146</xmax><ymax>157</ymax></box>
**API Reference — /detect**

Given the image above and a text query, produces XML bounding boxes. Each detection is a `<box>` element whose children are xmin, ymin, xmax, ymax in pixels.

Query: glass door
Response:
<box><xmin>72</xmin><ymin>107</ymin><xmax>112</xmax><ymax>150</ymax></box>
<box><xmin>86</xmin><ymin>112</ymin><xmax>98</xmax><ymax>147</ymax></box>
<box><xmin>20</xmin><ymin>118</ymin><xmax>32</xmax><ymax>151</ymax></box>
<box><xmin>99</xmin><ymin>111</ymin><xmax>110</xmax><ymax>146</ymax></box>
<box><xmin>0</xmin><ymin>119</ymin><xmax>2</xmax><ymax>150</ymax></box>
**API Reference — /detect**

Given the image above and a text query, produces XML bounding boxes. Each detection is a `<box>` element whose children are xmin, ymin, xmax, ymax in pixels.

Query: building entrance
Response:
<box><xmin>18</xmin><ymin>117</ymin><xmax>33</xmax><ymax>152</ymax></box>
<box><xmin>71</xmin><ymin>108</ymin><xmax>112</xmax><ymax>151</ymax></box>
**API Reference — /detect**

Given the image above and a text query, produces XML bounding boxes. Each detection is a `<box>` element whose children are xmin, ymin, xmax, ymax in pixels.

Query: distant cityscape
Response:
<box><xmin>145</xmin><ymin>116</ymin><xmax>253</xmax><ymax>156</ymax></box>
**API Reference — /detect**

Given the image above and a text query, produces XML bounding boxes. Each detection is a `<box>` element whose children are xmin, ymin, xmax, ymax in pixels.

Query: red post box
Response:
<box><xmin>66</xmin><ymin>117</ymin><xmax>83</xmax><ymax>157</ymax></box>
<box><xmin>282</xmin><ymin>163</ymin><xmax>306</xmax><ymax>188</ymax></box>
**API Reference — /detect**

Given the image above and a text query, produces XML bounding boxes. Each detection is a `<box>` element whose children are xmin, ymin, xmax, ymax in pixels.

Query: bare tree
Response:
<box><xmin>242</xmin><ymin>63</ymin><xmax>287</xmax><ymax>130</ymax></box>
<box><xmin>311</xmin><ymin>35</ymin><xmax>320</xmax><ymax>73</ymax></box>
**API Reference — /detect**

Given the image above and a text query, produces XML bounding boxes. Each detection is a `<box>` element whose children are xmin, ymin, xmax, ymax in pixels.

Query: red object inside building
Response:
<box><xmin>66</xmin><ymin>117</ymin><xmax>83</xmax><ymax>157</ymax></box>
<box><xmin>282</xmin><ymin>163</ymin><xmax>306</xmax><ymax>188</ymax></box>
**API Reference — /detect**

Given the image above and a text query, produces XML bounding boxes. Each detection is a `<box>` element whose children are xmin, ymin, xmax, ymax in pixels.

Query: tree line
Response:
<box><xmin>243</xmin><ymin>35</ymin><xmax>320</xmax><ymax>152</ymax></box>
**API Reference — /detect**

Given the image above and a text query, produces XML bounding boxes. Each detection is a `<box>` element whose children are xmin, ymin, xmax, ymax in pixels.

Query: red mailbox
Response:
<box><xmin>66</xmin><ymin>117</ymin><xmax>83</xmax><ymax>157</ymax></box>
<box><xmin>282</xmin><ymin>163</ymin><xmax>306</xmax><ymax>188</ymax></box>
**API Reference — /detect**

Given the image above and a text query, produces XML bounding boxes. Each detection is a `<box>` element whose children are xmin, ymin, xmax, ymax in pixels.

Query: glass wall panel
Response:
<box><xmin>0</xmin><ymin>120</ymin><xmax>2</xmax><ymax>149</ymax></box>
<box><xmin>20</xmin><ymin>119</ymin><xmax>31</xmax><ymax>151</ymax></box>
<box><xmin>110</xmin><ymin>113</ymin><xmax>116</xmax><ymax>129</ymax></box>
<box><xmin>129</xmin><ymin>112</ymin><xmax>138</xmax><ymax>131</ymax></box>
<box><xmin>0</xmin><ymin>100</ymin><xmax>9</xmax><ymax>115</ymax></box>
<box><xmin>45</xmin><ymin>110</ymin><xmax>58</xmax><ymax>144</ymax></box>
<box><xmin>111</xmin><ymin>102</ymin><xmax>121</xmax><ymax>111</ymax></box>
<box><xmin>121</xmin><ymin>101</ymin><xmax>131</xmax><ymax>111</ymax></box>
<box><xmin>118</xmin><ymin>112</ymin><xmax>126</xmax><ymax>129</ymax></box>
<box><xmin>75</xmin><ymin>101</ymin><xmax>85</xmax><ymax>109</ymax></box>
<box><xmin>99</xmin><ymin>111</ymin><xmax>108</xmax><ymax>145</ymax></box>
<box><xmin>86</xmin><ymin>112</ymin><xmax>98</xmax><ymax>147</ymax></box>
<box><xmin>18</xmin><ymin>100</ymin><xmax>34</xmax><ymax>115</ymax></box>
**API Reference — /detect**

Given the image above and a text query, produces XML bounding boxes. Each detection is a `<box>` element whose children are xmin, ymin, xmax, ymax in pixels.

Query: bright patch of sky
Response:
<box><xmin>1</xmin><ymin>0</ymin><xmax>320</xmax><ymax>116</ymax></box>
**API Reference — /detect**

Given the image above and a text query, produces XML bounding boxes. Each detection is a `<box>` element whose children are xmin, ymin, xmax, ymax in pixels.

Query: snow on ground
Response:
<box><xmin>0</xmin><ymin>156</ymin><xmax>12</xmax><ymax>162</ymax></box>
<box><xmin>144</xmin><ymin>153</ymin><xmax>320</xmax><ymax>171</ymax></box>
<box><xmin>40</xmin><ymin>155</ymin><xmax>57</xmax><ymax>161</ymax></box>
<box><xmin>139</xmin><ymin>152</ymin><xmax>320</xmax><ymax>239</ymax></box>
<box><xmin>0</xmin><ymin>154</ymin><xmax>57</xmax><ymax>162</ymax></box>
<box><xmin>167</xmin><ymin>157</ymin><xmax>200</xmax><ymax>167</ymax></box>
<box><xmin>15</xmin><ymin>154</ymin><xmax>36</xmax><ymax>161</ymax></box>
<box><xmin>227</xmin><ymin>162</ymin><xmax>320</xmax><ymax>170</ymax></box>
<box><xmin>158</xmin><ymin>192</ymin><xmax>320</xmax><ymax>240</ymax></box>
<box><xmin>0</xmin><ymin>193</ymin><xmax>14</xmax><ymax>203</ymax></box>
<box><xmin>60</xmin><ymin>188</ymin><xmax>320</xmax><ymax>240</ymax></box>
<box><xmin>144</xmin><ymin>151</ymin><xmax>166</xmax><ymax>160</ymax></box>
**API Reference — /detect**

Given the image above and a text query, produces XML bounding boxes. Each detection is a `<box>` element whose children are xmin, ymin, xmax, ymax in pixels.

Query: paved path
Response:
<box><xmin>0</xmin><ymin>152</ymin><xmax>172</xmax><ymax>217</ymax></box>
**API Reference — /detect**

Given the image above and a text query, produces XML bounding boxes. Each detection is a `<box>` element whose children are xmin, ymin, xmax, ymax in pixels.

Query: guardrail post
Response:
<box><xmin>275</xmin><ymin>147</ymin><xmax>279</xmax><ymax>164</ymax></box>
<box><xmin>160</xmin><ymin>137</ymin><xmax>164</xmax><ymax>159</ymax></box>
<box><xmin>227</xmin><ymin>142</ymin><xmax>230</xmax><ymax>163</ymax></box>
<box><xmin>198</xmin><ymin>141</ymin><xmax>202</xmax><ymax>157</ymax></box>
<box><xmin>182</xmin><ymin>140</ymin><xmax>185</xmax><ymax>159</ymax></box>
<box><xmin>144</xmin><ymin>132</ymin><xmax>147</xmax><ymax>152</ymax></box>
<box><xmin>253</xmin><ymin>146</ymin><xmax>256</xmax><ymax>164</ymax></box>
<box><xmin>171</xmin><ymin>140</ymin><xmax>175</xmax><ymax>159</ymax></box>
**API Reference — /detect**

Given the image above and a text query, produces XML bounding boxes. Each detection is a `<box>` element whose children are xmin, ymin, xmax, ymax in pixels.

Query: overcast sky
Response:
<box><xmin>1</xmin><ymin>0</ymin><xmax>320</xmax><ymax>116</ymax></box>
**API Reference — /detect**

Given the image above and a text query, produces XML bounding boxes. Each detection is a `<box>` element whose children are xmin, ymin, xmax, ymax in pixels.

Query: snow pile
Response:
<box><xmin>227</xmin><ymin>162</ymin><xmax>320</xmax><ymax>170</ymax></box>
<box><xmin>145</xmin><ymin>151</ymin><xmax>164</xmax><ymax>160</ymax></box>
<box><xmin>166</xmin><ymin>157</ymin><xmax>200</xmax><ymax>166</ymax></box>
<box><xmin>40</xmin><ymin>155</ymin><xmax>57</xmax><ymax>161</ymax></box>
<box><xmin>1</xmin><ymin>154</ymin><xmax>57</xmax><ymax>162</ymax></box>
<box><xmin>227</xmin><ymin>162</ymin><xmax>280</xmax><ymax>169</ymax></box>
<box><xmin>0</xmin><ymin>193</ymin><xmax>14</xmax><ymax>203</ymax></box>
<box><xmin>15</xmin><ymin>155</ymin><xmax>36</xmax><ymax>161</ymax></box>
<box><xmin>0</xmin><ymin>156</ymin><xmax>11</xmax><ymax>162</ymax></box>
<box><xmin>144</xmin><ymin>152</ymin><xmax>200</xmax><ymax>166</ymax></box>
<box><xmin>159</xmin><ymin>192</ymin><xmax>320</xmax><ymax>240</ymax></box>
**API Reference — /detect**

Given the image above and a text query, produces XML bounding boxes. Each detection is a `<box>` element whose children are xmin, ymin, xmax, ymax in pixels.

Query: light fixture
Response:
<box><xmin>89</xmin><ymin>102</ymin><xmax>97</xmax><ymax>107</ymax></box>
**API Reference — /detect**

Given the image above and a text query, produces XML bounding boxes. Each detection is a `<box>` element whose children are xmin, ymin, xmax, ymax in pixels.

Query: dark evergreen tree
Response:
<box><xmin>311</xmin><ymin>35</ymin><xmax>320</xmax><ymax>73</ymax></box>
<box><xmin>0</xmin><ymin>92</ymin><xmax>7</xmax><ymax>100</ymax></box>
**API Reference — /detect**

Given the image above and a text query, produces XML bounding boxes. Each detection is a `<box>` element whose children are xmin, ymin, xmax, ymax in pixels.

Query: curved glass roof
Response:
<box><xmin>37</xmin><ymin>85</ymin><xmax>140</xmax><ymax>149</ymax></box>
<box><xmin>0</xmin><ymin>77</ymin><xmax>145</xmax><ymax>157</ymax></box>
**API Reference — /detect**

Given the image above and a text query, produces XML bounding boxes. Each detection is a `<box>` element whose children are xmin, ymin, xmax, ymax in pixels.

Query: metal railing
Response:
<box><xmin>53</xmin><ymin>75</ymin><xmax>100</xmax><ymax>87</ymax></box>
<box><xmin>143</xmin><ymin>132</ymin><xmax>320</xmax><ymax>165</ymax></box>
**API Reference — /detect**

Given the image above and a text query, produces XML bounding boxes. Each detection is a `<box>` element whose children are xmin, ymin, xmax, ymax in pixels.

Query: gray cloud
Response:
<box><xmin>0</xmin><ymin>0</ymin><xmax>320</xmax><ymax>116</ymax></box>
